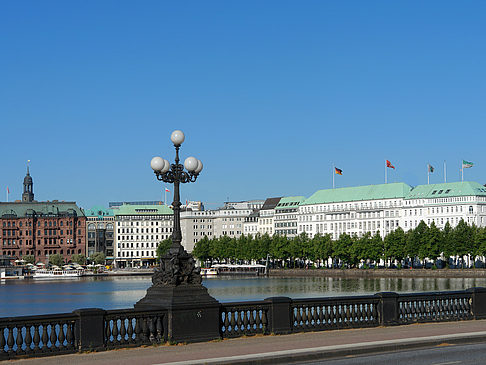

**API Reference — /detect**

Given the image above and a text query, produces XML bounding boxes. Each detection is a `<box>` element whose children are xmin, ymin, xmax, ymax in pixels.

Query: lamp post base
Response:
<box><xmin>134</xmin><ymin>250</ymin><xmax>221</xmax><ymax>343</ymax></box>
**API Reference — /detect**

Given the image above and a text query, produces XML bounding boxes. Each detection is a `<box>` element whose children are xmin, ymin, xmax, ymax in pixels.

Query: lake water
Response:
<box><xmin>2</xmin><ymin>276</ymin><xmax>486</xmax><ymax>318</ymax></box>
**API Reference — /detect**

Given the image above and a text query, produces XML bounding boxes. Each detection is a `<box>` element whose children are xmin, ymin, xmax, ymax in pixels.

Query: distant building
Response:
<box><xmin>0</xmin><ymin>168</ymin><xmax>86</xmax><ymax>263</ymax></box>
<box><xmin>243</xmin><ymin>210</ymin><xmax>259</xmax><ymax>236</ymax></box>
<box><xmin>275</xmin><ymin>196</ymin><xmax>305</xmax><ymax>237</ymax></box>
<box><xmin>297</xmin><ymin>181</ymin><xmax>486</xmax><ymax>240</ymax></box>
<box><xmin>180</xmin><ymin>200</ymin><xmax>260</xmax><ymax>251</ymax></box>
<box><xmin>114</xmin><ymin>204</ymin><xmax>173</xmax><ymax>268</ymax></box>
<box><xmin>182</xmin><ymin>200</ymin><xmax>205</xmax><ymax>211</ymax></box>
<box><xmin>109</xmin><ymin>201</ymin><xmax>164</xmax><ymax>209</ymax></box>
<box><xmin>84</xmin><ymin>206</ymin><xmax>115</xmax><ymax>262</ymax></box>
<box><xmin>181</xmin><ymin>210</ymin><xmax>215</xmax><ymax>252</ymax></box>
<box><xmin>258</xmin><ymin>197</ymin><xmax>282</xmax><ymax>236</ymax></box>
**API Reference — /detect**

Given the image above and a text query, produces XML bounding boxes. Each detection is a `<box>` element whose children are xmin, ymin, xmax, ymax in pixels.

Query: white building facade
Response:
<box><xmin>274</xmin><ymin>196</ymin><xmax>305</xmax><ymax>237</ymax></box>
<box><xmin>298</xmin><ymin>182</ymin><xmax>486</xmax><ymax>240</ymax></box>
<box><xmin>114</xmin><ymin>204</ymin><xmax>173</xmax><ymax>268</ymax></box>
<box><xmin>258</xmin><ymin>197</ymin><xmax>281</xmax><ymax>236</ymax></box>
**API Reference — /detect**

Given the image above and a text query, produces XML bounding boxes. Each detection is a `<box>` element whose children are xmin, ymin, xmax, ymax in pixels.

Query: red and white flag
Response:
<box><xmin>386</xmin><ymin>160</ymin><xmax>395</xmax><ymax>169</ymax></box>
<box><xmin>6</xmin><ymin>187</ymin><xmax>9</xmax><ymax>194</ymax></box>
<box><xmin>165</xmin><ymin>188</ymin><xmax>170</xmax><ymax>192</ymax></box>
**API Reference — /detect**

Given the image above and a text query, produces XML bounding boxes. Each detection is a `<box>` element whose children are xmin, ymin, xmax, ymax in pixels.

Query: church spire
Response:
<box><xmin>22</xmin><ymin>160</ymin><xmax>34</xmax><ymax>202</ymax></box>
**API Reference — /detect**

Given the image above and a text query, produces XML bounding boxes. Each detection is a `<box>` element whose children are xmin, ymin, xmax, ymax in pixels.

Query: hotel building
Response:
<box><xmin>297</xmin><ymin>181</ymin><xmax>486</xmax><ymax>239</ymax></box>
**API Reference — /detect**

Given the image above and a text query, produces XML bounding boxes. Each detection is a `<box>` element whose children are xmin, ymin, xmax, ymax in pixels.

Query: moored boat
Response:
<box><xmin>200</xmin><ymin>267</ymin><xmax>218</xmax><ymax>277</ymax></box>
<box><xmin>32</xmin><ymin>269</ymin><xmax>85</xmax><ymax>279</ymax></box>
<box><xmin>211</xmin><ymin>264</ymin><xmax>266</xmax><ymax>276</ymax></box>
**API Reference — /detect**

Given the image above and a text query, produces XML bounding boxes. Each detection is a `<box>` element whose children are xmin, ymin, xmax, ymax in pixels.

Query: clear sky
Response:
<box><xmin>1</xmin><ymin>1</ymin><xmax>485</xmax><ymax>209</ymax></box>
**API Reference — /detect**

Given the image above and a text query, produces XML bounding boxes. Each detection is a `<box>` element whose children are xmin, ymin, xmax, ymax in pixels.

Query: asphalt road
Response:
<box><xmin>299</xmin><ymin>342</ymin><xmax>486</xmax><ymax>365</ymax></box>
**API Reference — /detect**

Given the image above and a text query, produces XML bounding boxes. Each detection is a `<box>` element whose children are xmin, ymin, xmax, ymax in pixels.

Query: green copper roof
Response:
<box><xmin>301</xmin><ymin>183</ymin><xmax>413</xmax><ymax>206</ymax></box>
<box><xmin>276</xmin><ymin>196</ymin><xmax>305</xmax><ymax>209</ymax></box>
<box><xmin>406</xmin><ymin>181</ymin><xmax>486</xmax><ymax>200</ymax></box>
<box><xmin>84</xmin><ymin>206</ymin><xmax>114</xmax><ymax>217</ymax></box>
<box><xmin>0</xmin><ymin>202</ymin><xmax>85</xmax><ymax>218</ymax></box>
<box><xmin>114</xmin><ymin>204</ymin><xmax>173</xmax><ymax>215</ymax></box>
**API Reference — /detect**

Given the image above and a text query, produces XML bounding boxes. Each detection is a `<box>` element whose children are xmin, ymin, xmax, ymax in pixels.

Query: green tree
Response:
<box><xmin>89</xmin><ymin>252</ymin><xmax>106</xmax><ymax>265</ymax></box>
<box><xmin>193</xmin><ymin>236</ymin><xmax>211</xmax><ymax>264</ymax></box>
<box><xmin>369</xmin><ymin>231</ymin><xmax>383</xmax><ymax>266</ymax></box>
<box><xmin>441</xmin><ymin>221</ymin><xmax>454</xmax><ymax>264</ymax></box>
<box><xmin>334</xmin><ymin>233</ymin><xmax>352</xmax><ymax>267</ymax></box>
<box><xmin>424</xmin><ymin>222</ymin><xmax>441</xmax><ymax>265</ymax></box>
<box><xmin>385</xmin><ymin>227</ymin><xmax>406</xmax><ymax>266</ymax></box>
<box><xmin>71</xmin><ymin>254</ymin><xmax>87</xmax><ymax>265</ymax></box>
<box><xmin>406</xmin><ymin>221</ymin><xmax>428</xmax><ymax>267</ymax></box>
<box><xmin>354</xmin><ymin>232</ymin><xmax>371</xmax><ymax>266</ymax></box>
<box><xmin>156</xmin><ymin>238</ymin><xmax>172</xmax><ymax>261</ymax></box>
<box><xmin>22</xmin><ymin>255</ymin><xmax>35</xmax><ymax>265</ymax></box>
<box><xmin>452</xmin><ymin>219</ymin><xmax>473</xmax><ymax>267</ymax></box>
<box><xmin>476</xmin><ymin>227</ymin><xmax>486</xmax><ymax>262</ymax></box>
<box><xmin>49</xmin><ymin>254</ymin><xmax>64</xmax><ymax>267</ymax></box>
<box><xmin>270</xmin><ymin>234</ymin><xmax>288</xmax><ymax>266</ymax></box>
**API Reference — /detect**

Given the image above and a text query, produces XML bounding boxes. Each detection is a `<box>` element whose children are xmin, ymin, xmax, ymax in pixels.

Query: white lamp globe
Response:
<box><xmin>170</xmin><ymin>130</ymin><xmax>185</xmax><ymax>145</ymax></box>
<box><xmin>194</xmin><ymin>159</ymin><xmax>203</xmax><ymax>174</ymax></box>
<box><xmin>161</xmin><ymin>159</ymin><xmax>171</xmax><ymax>173</ymax></box>
<box><xmin>150</xmin><ymin>156</ymin><xmax>165</xmax><ymax>172</ymax></box>
<box><xmin>184</xmin><ymin>156</ymin><xmax>198</xmax><ymax>172</ymax></box>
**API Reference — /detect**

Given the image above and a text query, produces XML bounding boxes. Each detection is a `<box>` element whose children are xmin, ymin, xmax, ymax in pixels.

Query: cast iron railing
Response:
<box><xmin>104</xmin><ymin>309</ymin><xmax>168</xmax><ymax>348</ymax></box>
<box><xmin>220</xmin><ymin>301</ymin><xmax>270</xmax><ymax>338</ymax></box>
<box><xmin>292</xmin><ymin>295</ymin><xmax>380</xmax><ymax>331</ymax></box>
<box><xmin>1</xmin><ymin>287</ymin><xmax>486</xmax><ymax>360</ymax></box>
<box><xmin>398</xmin><ymin>291</ymin><xmax>472</xmax><ymax>324</ymax></box>
<box><xmin>0</xmin><ymin>313</ymin><xmax>77</xmax><ymax>358</ymax></box>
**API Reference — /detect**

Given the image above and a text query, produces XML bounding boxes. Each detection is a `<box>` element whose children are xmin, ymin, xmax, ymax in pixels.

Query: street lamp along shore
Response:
<box><xmin>135</xmin><ymin>130</ymin><xmax>220</xmax><ymax>343</ymax></box>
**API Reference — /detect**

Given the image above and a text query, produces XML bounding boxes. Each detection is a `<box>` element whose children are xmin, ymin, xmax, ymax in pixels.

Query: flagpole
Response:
<box><xmin>165</xmin><ymin>186</ymin><xmax>167</xmax><ymax>204</ymax></box>
<box><xmin>332</xmin><ymin>164</ymin><xmax>335</xmax><ymax>189</ymax></box>
<box><xmin>427</xmin><ymin>165</ymin><xmax>430</xmax><ymax>185</ymax></box>
<box><xmin>461</xmin><ymin>165</ymin><xmax>464</xmax><ymax>182</ymax></box>
<box><xmin>385</xmin><ymin>160</ymin><xmax>387</xmax><ymax>184</ymax></box>
<box><xmin>444</xmin><ymin>160</ymin><xmax>447</xmax><ymax>183</ymax></box>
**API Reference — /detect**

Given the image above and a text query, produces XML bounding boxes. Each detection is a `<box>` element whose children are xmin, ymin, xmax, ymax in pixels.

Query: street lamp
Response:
<box><xmin>150</xmin><ymin>130</ymin><xmax>203</xmax><ymax>255</ymax></box>
<box><xmin>135</xmin><ymin>130</ymin><xmax>220</xmax><ymax>343</ymax></box>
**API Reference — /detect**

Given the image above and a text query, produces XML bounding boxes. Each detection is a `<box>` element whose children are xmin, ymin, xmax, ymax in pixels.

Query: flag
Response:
<box><xmin>6</xmin><ymin>187</ymin><xmax>9</xmax><ymax>194</ymax></box>
<box><xmin>334</xmin><ymin>167</ymin><xmax>343</xmax><ymax>175</ymax></box>
<box><xmin>386</xmin><ymin>160</ymin><xmax>395</xmax><ymax>169</ymax></box>
<box><xmin>165</xmin><ymin>188</ymin><xmax>170</xmax><ymax>192</ymax></box>
<box><xmin>428</xmin><ymin>164</ymin><xmax>434</xmax><ymax>173</ymax></box>
<box><xmin>462</xmin><ymin>160</ymin><xmax>474</xmax><ymax>169</ymax></box>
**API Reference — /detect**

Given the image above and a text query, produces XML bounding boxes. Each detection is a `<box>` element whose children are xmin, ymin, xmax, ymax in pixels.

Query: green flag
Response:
<box><xmin>462</xmin><ymin>160</ymin><xmax>474</xmax><ymax>169</ymax></box>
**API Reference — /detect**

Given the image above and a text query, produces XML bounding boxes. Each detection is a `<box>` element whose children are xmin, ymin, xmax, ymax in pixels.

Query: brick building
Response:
<box><xmin>0</xmin><ymin>168</ymin><xmax>86</xmax><ymax>263</ymax></box>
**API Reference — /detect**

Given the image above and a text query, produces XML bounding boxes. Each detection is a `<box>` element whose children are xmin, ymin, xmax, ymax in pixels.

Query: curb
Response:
<box><xmin>156</xmin><ymin>331</ymin><xmax>486</xmax><ymax>365</ymax></box>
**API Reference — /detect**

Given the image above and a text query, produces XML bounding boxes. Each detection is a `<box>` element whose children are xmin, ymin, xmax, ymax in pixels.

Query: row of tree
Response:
<box><xmin>189</xmin><ymin>219</ymin><xmax>486</xmax><ymax>268</ymax></box>
<box><xmin>22</xmin><ymin>252</ymin><xmax>106</xmax><ymax>266</ymax></box>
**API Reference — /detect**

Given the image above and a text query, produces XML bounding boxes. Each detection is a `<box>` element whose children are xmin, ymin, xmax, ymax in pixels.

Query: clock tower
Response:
<box><xmin>22</xmin><ymin>165</ymin><xmax>34</xmax><ymax>202</ymax></box>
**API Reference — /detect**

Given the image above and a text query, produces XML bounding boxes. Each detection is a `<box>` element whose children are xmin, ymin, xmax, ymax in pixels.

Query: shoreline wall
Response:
<box><xmin>268</xmin><ymin>268</ymin><xmax>486</xmax><ymax>279</ymax></box>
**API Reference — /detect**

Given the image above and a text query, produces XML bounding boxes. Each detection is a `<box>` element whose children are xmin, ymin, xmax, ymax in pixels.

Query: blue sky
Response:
<box><xmin>1</xmin><ymin>1</ymin><xmax>485</xmax><ymax>209</ymax></box>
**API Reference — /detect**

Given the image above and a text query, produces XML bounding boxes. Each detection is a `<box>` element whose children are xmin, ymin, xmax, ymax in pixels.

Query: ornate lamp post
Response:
<box><xmin>135</xmin><ymin>130</ymin><xmax>220</xmax><ymax>343</ymax></box>
<box><xmin>149</xmin><ymin>130</ymin><xmax>203</xmax><ymax>256</ymax></box>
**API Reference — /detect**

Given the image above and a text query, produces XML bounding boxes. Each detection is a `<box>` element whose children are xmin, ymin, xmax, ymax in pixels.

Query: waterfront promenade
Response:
<box><xmin>6</xmin><ymin>319</ymin><xmax>486</xmax><ymax>365</ymax></box>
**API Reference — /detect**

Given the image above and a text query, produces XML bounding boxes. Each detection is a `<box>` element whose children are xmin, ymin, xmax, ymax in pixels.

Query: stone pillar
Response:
<box><xmin>375</xmin><ymin>292</ymin><xmax>399</xmax><ymax>326</ymax></box>
<box><xmin>467</xmin><ymin>287</ymin><xmax>486</xmax><ymax>319</ymax></box>
<box><xmin>135</xmin><ymin>284</ymin><xmax>221</xmax><ymax>343</ymax></box>
<box><xmin>73</xmin><ymin>308</ymin><xmax>106</xmax><ymax>351</ymax></box>
<box><xmin>265</xmin><ymin>297</ymin><xmax>293</xmax><ymax>334</ymax></box>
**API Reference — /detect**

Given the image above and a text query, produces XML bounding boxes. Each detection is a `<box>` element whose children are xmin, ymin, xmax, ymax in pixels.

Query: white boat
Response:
<box><xmin>200</xmin><ymin>267</ymin><xmax>218</xmax><ymax>277</ymax></box>
<box><xmin>211</xmin><ymin>264</ymin><xmax>267</xmax><ymax>276</ymax></box>
<box><xmin>32</xmin><ymin>269</ymin><xmax>85</xmax><ymax>279</ymax></box>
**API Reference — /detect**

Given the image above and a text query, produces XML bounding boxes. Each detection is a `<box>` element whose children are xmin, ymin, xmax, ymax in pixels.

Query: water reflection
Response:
<box><xmin>1</xmin><ymin>276</ymin><xmax>486</xmax><ymax>317</ymax></box>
